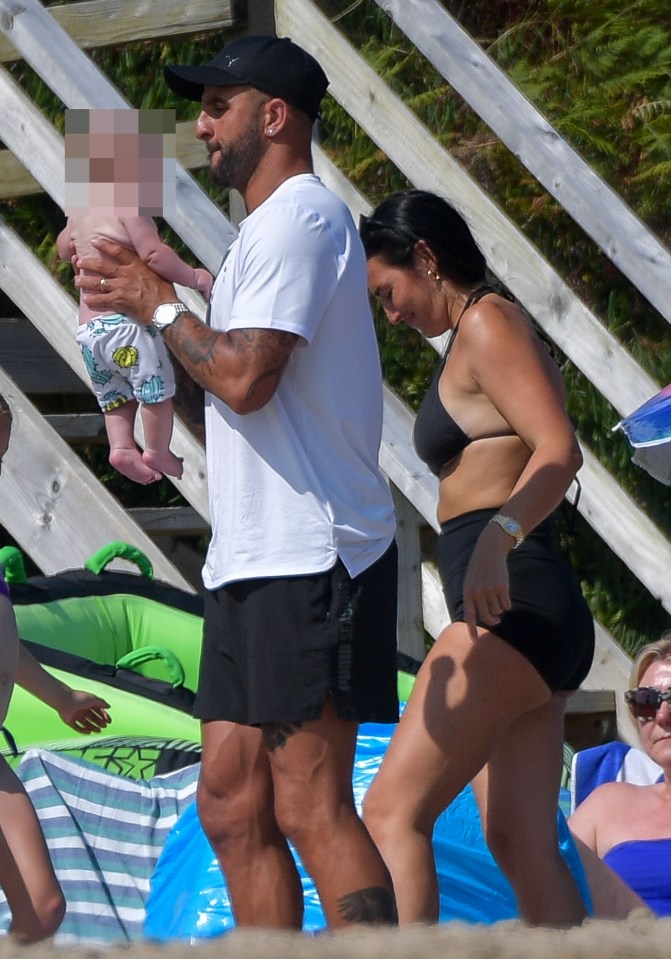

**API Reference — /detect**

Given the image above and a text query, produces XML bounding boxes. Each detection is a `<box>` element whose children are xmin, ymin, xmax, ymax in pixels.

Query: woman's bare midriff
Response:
<box><xmin>436</xmin><ymin>434</ymin><xmax>532</xmax><ymax>525</ymax></box>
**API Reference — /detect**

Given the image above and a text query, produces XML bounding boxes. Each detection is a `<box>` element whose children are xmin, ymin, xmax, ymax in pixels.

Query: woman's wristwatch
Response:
<box><xmin>489</xmin><ymin>513</ymin><xmax>524</xmax><ymax>548</ymax></box>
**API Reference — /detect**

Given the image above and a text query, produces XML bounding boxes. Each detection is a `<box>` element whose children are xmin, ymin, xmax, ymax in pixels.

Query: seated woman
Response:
<box><xmin>569</xmin><ymin>635</ymin><xmax>671</xmax><ymax>916</ymax></box>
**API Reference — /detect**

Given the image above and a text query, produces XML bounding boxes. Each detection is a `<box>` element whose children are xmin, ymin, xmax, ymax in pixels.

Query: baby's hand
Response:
<box><xmin>194</xmin><ymin>268</ymin><xmax>213</xmax><ymax>301</ymax></box>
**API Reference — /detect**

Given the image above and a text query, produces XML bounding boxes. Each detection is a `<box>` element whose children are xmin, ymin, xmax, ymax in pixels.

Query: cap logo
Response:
<box><xmin>223</xmin><ymin>56</ymin><xmax>239</xmax><ymax>67</ymax></box>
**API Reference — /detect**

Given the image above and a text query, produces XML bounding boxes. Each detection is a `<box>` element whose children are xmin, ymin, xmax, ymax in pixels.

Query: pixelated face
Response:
<box><xmin>63</xmin><ymin>108</ymin><xmax>176</xmax><ymax>216</ymax></box>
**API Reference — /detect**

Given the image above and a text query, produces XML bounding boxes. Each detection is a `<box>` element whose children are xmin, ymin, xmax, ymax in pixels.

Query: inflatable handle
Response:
<box><xmin>85</xmin><ymin>542</ymin><xmax>154</xmax><ymax>579</ymax></box>
<box><xmin>0</xmin><ymin>546</ymin><xmax>27</xmax><ymax>584</ymax></box>
<box><xmin>115</xmin><ymin>646</ymin><xmax>185</xmax><ymax>688</ymax></box>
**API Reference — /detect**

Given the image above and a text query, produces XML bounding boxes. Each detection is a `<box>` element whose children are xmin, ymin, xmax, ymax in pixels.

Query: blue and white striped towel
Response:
<box><xmin>0</xmin><ymin>749</ymin><xmax>199</xmax><ymax>944</ymax></box>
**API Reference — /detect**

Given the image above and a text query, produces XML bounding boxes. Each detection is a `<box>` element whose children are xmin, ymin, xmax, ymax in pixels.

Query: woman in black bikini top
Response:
<box><xmin>359</xmin><ymin>190</ymin><xmax>596</xmax><ymax>929</ymax></box>
<box><xmin>412</xmin><ymin>284</ymin><xmax>516</xmax><ymax>475</ymax></box>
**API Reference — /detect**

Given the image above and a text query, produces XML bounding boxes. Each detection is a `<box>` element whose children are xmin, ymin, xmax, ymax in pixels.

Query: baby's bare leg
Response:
<box><xmin>105</xmin><ymin>401</ymin><xmax>161</xmax><ymax>484</ymax></box>
<box><xmin>141</xmin><ymin>398</ymin><xmax>183</xmax><ymax>478</ymax></box>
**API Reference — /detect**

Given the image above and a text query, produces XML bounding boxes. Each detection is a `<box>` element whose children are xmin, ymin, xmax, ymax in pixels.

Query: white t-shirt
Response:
<box><xmin>202</xmin><ymin>174</ymin><xmax>395</xmax><ymax>589</ymax></box>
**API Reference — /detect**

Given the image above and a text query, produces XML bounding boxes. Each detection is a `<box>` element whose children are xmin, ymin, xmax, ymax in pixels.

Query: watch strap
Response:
<box><xmin>490</xmin><ymin>513</ymin><xmax>524</xmax><ymax>548</ymax></box>
<box><xmin>151</xmin><ymin>302</ymin><xmax>190</xmax><ymax>330</ymax></box>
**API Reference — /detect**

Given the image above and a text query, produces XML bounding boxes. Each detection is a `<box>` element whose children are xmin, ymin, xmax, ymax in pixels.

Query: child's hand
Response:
<box><xmin>194</xmin><ymin>268</ymin><xmax>213</xmax><ymax>301</ymax></box>
<box><xmin>58</xmin><ymin>691</ymin><xmax>111</xmax><ymax>734</ymax></box>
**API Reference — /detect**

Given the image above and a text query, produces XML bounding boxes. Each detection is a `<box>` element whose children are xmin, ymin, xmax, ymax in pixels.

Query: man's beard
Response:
<box><xmin>209</xmin><ymin>117</ymin><xmax>266</xmax><ymax>192</ymax></box>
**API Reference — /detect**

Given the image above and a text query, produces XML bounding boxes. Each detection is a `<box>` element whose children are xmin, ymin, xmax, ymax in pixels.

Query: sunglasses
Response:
<box><xmin>625</xmin><ymin>686</ymin><xmax>671</xmax><ymax>720</ymax></box>
<box><xmin>358</xmin><ymin>214</ymin><xmax>418</xmax><ymax>249</ymax></box>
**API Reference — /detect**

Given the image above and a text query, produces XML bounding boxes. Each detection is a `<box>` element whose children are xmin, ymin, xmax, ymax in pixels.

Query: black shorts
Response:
<box><xmin>436</xmin><ymin>509</ymin><xmax>594</xmax><ymax>692</ymax></box>
<box><xmin>194</xmin><ymin>542</ymin><xmax>399</xmax><ymax>726</ymax></box>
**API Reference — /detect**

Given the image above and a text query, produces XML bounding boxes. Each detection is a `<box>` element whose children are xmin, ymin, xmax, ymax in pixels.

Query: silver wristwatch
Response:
<box><xmin>151</xmin><ymin>302</ymin><xmax>190</xmax><ymax>331</ymax></box>
<box><xmin>490</xmin><ymin>513</ymin><xmax>524</xmax><ymax>548</ymax></box>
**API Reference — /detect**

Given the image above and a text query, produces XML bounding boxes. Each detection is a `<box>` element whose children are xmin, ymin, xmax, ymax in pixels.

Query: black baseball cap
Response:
<box><xmin>164</xmin><ymin>35</ymin><xmax>329</xmax><ymax>122</ymax></box>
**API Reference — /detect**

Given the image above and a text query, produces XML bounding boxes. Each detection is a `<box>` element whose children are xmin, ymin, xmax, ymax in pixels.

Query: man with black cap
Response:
<box><xmin>75</xmin><ymin>36</ymin><xmax>399</xmax><ymax>929</ymax></box>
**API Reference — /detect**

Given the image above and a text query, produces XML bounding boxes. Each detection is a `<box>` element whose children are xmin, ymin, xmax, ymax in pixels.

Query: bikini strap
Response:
<box><xmin>442</xmin><ymin>283</ymin><xmax>512</xmax><ymax>362</ymax></box>
<box><xmin>464</xmin><ymin>282</ymin><xmax>515</xmax><ymax>311</ymax></box>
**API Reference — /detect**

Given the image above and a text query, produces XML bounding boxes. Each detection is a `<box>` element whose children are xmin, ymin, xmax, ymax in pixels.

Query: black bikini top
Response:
<box><xmin>413</xmin><ymin>284</ymin><xmax>514</xmax><ymax>476</ymax></box>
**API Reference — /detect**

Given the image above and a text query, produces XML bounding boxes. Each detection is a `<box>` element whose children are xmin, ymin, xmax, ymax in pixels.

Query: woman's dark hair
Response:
<box><xmin>359</xmin><ymin>189</ymin><xmax>487</xmax><ymax>286</ymax></box>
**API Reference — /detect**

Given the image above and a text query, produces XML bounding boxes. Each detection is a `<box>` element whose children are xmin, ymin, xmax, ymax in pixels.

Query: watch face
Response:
<box><xmin>153</xmin><ymin>303</ymin><xmax>187</xmax><ymax>329</ymax></box>
<box><xmin>491</xmin><ymin>514</ymin><xmax>523</xmax><ymax>546</ymax></box>
<box><xmin>503</xmin><ymin>518</ymin><xmax>523</xmax><ymax>545</ymax></box>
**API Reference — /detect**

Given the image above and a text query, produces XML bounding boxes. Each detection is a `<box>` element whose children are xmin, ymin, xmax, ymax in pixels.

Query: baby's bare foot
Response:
<box><xmin>143</xmin><ymin>448</ymin><xmax>184</xmax><ymax>479</ymax></box>
<box><xmin>109</xmin><ymin>448</ymin><xmax>161</xmax><ymax>484</ymax></box>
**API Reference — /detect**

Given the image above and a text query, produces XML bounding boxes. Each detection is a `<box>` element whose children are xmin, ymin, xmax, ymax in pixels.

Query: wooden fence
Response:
<box><xmin>1</xmin><ymin>0</ymin><xmax>668</xmax><ymax>737</ymax></box>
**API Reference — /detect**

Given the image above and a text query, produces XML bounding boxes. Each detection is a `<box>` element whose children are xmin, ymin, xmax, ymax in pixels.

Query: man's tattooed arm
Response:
<box><xmin>163</xmin><ymin>314</ymin><xmax>298</xmax><ymax>414</ymax></box>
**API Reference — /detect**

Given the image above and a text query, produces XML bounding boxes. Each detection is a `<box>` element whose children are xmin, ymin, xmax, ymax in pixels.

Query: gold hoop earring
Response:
<box><xmin>426</xmin><ymin>268</ymin><xmax>441</xmax><ymax>282</ymax></box>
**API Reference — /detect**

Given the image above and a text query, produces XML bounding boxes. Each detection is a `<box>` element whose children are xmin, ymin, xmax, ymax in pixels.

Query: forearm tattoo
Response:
<box><xmin>338</xmin><ymin>887</ymin><xmax>398</xmax><ymax>925</ymax></box>
<box><xmin>229</xmin><ymin>329</ymin><xmax>296</xmax><ymax>403</ymax></box>
<box><xmin>165</xmin><ymin>319</ymin><xmax>296</xmax><ymax>405</ymax></box>
<box><xmin>164</xmin><ymin>319</ymin><xmax>221</xmax><ymax>393</ymax></box>
<box><xmin>262</xmin><ymin>720</ymin><xmax>303</xmax><ymax>752</ymax></box>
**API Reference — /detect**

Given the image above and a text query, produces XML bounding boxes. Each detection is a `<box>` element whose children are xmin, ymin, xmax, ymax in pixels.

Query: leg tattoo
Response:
<box><xmin>262</xmin><ymin>720</ymin><xmax>303</xmax><ymax>753</ymax></box>
<box><xmin>338</xmin><ymin>887</ymin><xmax>398</xmax><ymax>925</ymax></box>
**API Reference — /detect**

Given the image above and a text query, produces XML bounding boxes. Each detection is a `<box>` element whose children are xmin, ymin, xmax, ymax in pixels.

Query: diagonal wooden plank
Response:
<box><xmin>0</xmin><ymin>0</ymin><xmax>244</xmax><ymax>61</ymax></box>
<box><xmin>375</xmin><ymin>0</ymin><xmax>671</xmax><ymax>328</ymax></box>
<box><xmin>0</xmin><ymin>366</ymin><xmax>195</xmax><ymax>589</ymax></box>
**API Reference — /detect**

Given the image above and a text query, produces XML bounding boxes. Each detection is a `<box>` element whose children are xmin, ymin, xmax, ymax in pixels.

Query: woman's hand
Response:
<box><xmin>56</xmin><ymin>690</ymin><xmax>111</xmax><ymax>734</ymax></box>
<box><xmin>75</xmin><ymin>236</ymin><xmax>176</xmax><ymax>322</ymax></box>
<box><xmin>462</xmin><ymin>522</ymin><xmax>514</xmax><ymax>640</ymax></box>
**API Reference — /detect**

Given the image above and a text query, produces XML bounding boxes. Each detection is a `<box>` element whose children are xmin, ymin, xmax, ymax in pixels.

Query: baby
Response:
<box><xmin>58</xmin><ymin>109</ymin><xmax>212</xmax><ymax>484</ymax></box>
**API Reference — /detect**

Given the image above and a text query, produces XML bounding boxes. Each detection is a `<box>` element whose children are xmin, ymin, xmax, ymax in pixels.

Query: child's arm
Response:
<box><xmin>122</xmin><ymin>217</ymin><xmax>212</xmax><ymax>298</ymax></box>
<box><xmin>0</xmin><ymin>596</ymin><xmax>20</xmax><ymax>723</ymax></box>
<box><xmin>16</xmin><ymin>642</ymin><xmax>111</xmax><ymax>734</ymax></box>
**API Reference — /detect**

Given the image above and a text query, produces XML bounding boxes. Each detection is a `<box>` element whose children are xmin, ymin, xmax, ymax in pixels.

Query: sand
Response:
<box><xmin>6</xmin><ymin>913</ymin><xmax>671</xmax><ymax>959</ymax></box>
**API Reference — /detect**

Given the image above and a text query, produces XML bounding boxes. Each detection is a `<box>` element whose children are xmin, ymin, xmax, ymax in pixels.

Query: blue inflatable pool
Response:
<box><xmin>145</xmin><ymin>721</ymin><xmax>590</xmax><ymax>939</ymax></box>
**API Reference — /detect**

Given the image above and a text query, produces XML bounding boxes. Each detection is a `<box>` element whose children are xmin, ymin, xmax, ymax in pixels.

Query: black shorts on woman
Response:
<box><xmin>194</xmin><ymin>541</ymin><xmax>399</xmax><ymax>727</ymax></box>
<box><xmin>437</xmin><ymin>508</ymin><xmax>594</xmax><ymax>692</ymax></box>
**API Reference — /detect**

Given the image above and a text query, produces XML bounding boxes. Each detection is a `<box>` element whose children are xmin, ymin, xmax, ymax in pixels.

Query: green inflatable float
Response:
<box><xmin>2</xmin><ymin>542</ymin><xmax>203</xmax><ymax>778</ymax></box>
